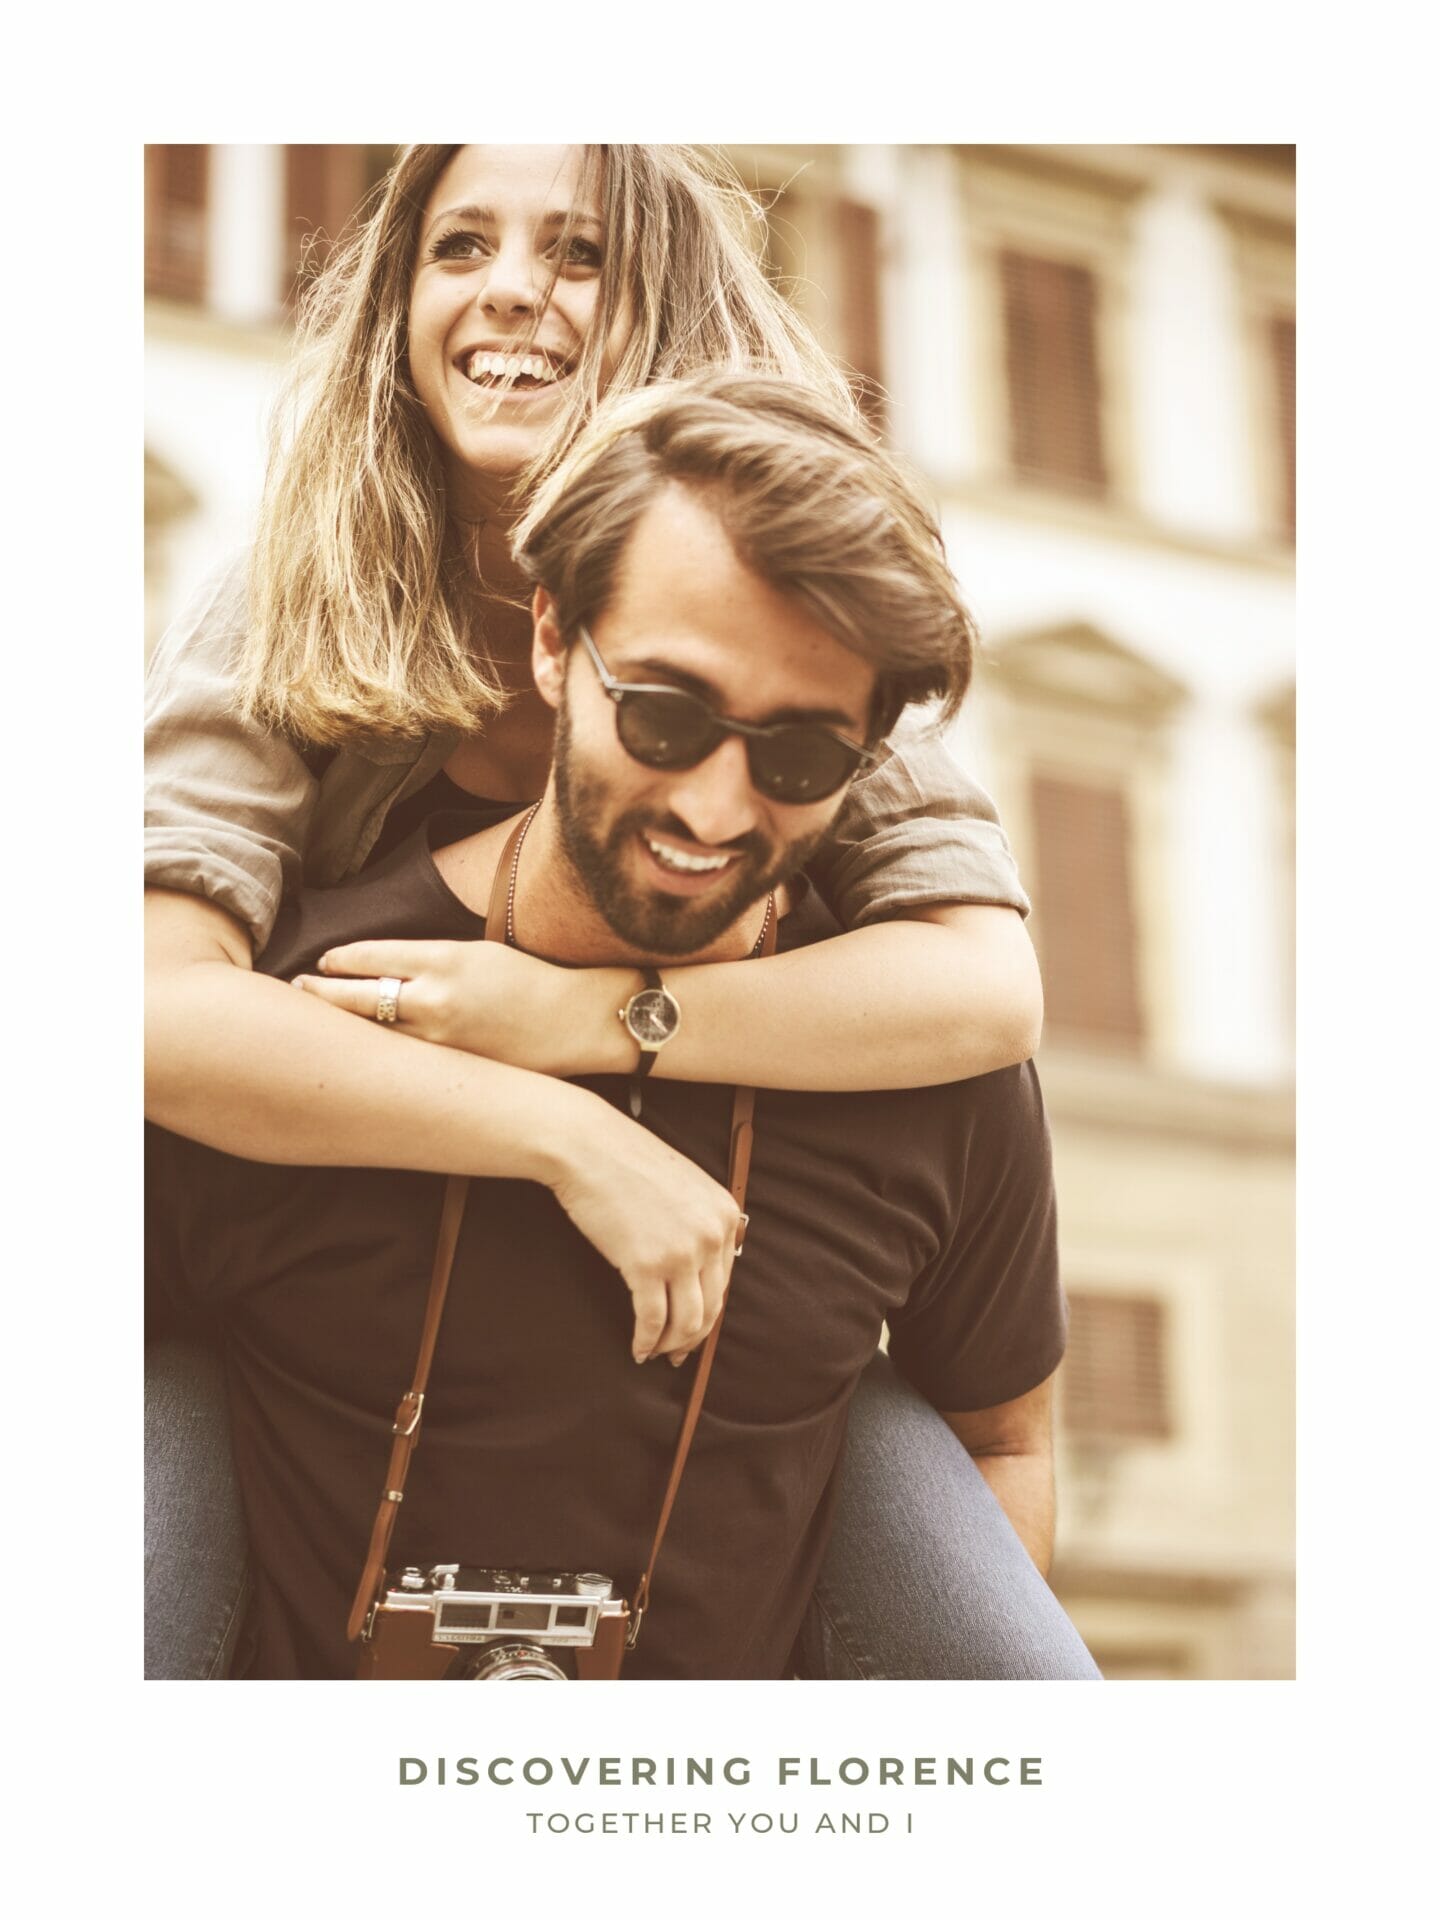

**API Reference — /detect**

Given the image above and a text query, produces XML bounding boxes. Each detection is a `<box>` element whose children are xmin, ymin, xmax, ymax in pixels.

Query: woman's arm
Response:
<box><xmin>299</xmin><ymin>721</ymin><xmax>1041</xmax><ymax>1090</ymax></box>
<box><xmin>146</xmin><ymin>889</ymin><xmax>741</xmax><ymax>1361</ymax></box>
<box><xmin>303</xmin><ymin>902</ymin><xmax>1041</xmax><ymax>1089</ymax></box>
<box><xmin>637</xmin><ymin>903</ymin><xmax>1043</xmax><ymax>1088</ymax></box>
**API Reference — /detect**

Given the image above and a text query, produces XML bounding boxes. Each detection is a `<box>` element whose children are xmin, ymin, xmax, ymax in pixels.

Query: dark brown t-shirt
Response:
<box><xmin>149</xmin><ymin>812</ymin><xmax>1065</xmax><ymax>1679</ymax></box>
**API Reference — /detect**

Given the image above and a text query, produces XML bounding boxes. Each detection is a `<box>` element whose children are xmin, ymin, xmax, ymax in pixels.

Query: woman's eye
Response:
<box><xmin>429</xmin><ymin>228</ymin><xmax>488</xmax><ymax>262</ymax></box>
<box><xmin>555</xmin><ymin>236</ymin><xmax>603</xmax><ymax>270</ymax></box>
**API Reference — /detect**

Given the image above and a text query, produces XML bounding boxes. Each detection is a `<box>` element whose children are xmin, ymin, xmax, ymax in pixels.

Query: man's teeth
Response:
<box><xmin>645</xmin><ymin>836</ymin><xmax>735</xmax><ymax>875</ymax></box>
<box><xmin>465</xmin><ymin>350</ymin><xmax>562</xmax><ymax>385</ymax></box>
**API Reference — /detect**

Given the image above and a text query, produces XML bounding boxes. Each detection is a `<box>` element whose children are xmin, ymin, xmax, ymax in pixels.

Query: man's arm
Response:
<box><xmin>941</xmin><ymin>1373</ymin><xmax>1058</xmax><ymax>1577</ymax></box>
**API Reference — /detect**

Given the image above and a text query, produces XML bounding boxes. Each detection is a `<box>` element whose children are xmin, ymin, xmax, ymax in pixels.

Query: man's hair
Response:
<box><xmin>238</xmin><ymin>146</ymin><xmax>860</xmax><ymax>747</ymax></box>
<box><xmin>513</xmin><ymin>371</ymin><xmax>977</xmax><ymax>737</ymax></box>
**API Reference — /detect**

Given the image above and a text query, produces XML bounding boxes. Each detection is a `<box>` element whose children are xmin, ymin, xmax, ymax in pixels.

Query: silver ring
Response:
<box><xmin>375</xmin><ymin>977</ymin><xmax>404</xmax><ymax>1025</ymax></box>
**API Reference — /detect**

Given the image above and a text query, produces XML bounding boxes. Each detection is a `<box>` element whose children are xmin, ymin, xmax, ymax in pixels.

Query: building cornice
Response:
<box><xmin>1052</xmin><ymin>1551</ymin><xmax>1295</xmax><ymax>1603</ymax></box>
<box><xmin>1038</xmin><ymin>1051</ymin><xmax>1295</xmax><ymax>1150</ymax></box>
<box><xmin>145</xmin><ymin>297</ymin><xmax>290</xmax><ymax>362</ymax></box>
<box><xmin>941</xmin><ymin>477</ymin><xmax>1297</xmax><ymax>577</ymax></box>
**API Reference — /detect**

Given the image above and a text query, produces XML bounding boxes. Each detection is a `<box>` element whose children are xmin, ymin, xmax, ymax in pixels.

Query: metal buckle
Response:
<box><xmin>625</xmin><ymin>1578</ymin><xmax>648</xmax><ymax>1649</ymax></box>
<box><xmin>393</xmin><ymin>1392</ymin><xmax>424</xmax><ymax>1438</ymax></box>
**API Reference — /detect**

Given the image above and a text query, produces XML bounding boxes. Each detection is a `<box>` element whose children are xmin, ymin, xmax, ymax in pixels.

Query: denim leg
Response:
<box><xmin>144</xmin><ymin>1335</ymin><xmax>250</xmax><ymax>1680</ymax></box>
<box><xmin>794</xmin><ymin>1352</ymin><xmax>1101</xmax><ymax>1680</ymax></box>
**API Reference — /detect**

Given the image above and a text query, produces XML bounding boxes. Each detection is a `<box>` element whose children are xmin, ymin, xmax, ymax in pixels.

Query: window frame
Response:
<box><xmin>956</xmin><ymin>146</ymin><xmax>1142</xmax><ymax>511</ymax></box>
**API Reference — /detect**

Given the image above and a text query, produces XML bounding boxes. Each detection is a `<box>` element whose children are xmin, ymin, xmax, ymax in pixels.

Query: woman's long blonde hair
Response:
<box><xmin>239</xmin><ymin>145</ymin><xmax>859</xmax><ymax>747</ymax></box>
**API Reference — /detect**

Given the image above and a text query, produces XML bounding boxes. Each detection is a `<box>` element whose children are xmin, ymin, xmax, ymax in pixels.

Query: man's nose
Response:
<box><xmin>664</xmin><ymin>736</ymin><xmax>760</xmax><ymax>847</ymax></box>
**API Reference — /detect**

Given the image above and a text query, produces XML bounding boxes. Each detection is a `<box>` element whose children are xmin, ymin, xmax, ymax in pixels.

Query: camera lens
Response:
<box><xmin>462</xmin><ymin>1643</ymin><xmax>567</xmax><ymax>1681</ymax></box>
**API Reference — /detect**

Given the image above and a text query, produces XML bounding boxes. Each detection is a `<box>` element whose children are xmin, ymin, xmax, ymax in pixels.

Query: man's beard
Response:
<box><xmin>552</xmin><ymin>693</ymin><xmax>830</xmax><ymax>957</ymax></box>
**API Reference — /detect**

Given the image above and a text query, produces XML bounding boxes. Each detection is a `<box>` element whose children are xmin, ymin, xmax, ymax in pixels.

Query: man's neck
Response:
<box><xmin>433</xmin><ymin>798</ymin><xmax>783</xmax><ymax>968</ymax></box>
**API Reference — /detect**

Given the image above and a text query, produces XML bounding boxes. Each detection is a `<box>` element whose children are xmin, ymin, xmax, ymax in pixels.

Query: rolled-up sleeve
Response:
<box><xmin>808</xmin><ymin>711</ymin><xmax>1031</xmax><ymax>927</ymax></box>
<box><xmin>145</xmin><ymin>552</ymin><xmax>319</xmax><ymax>954</ymax></box>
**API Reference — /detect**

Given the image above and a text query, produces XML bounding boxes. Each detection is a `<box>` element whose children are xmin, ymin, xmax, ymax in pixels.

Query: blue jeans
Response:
<box><xmin>144</xmin><ymin>1336</ymin><xmax>251</xmax><ymax>1679</ymax></box>
<box><xmin>792</xmin><ymin>1353</ymin><xmax>1100</xmax><ymax>1679</ymax></box>
<box><xmin>143</xmin><ymin>1341</ymin><xmax>1098</xmax><ymax>1680</ymax></box>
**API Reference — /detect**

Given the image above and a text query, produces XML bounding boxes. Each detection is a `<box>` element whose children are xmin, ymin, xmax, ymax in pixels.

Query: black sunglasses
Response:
<box><xmin>576</xmin><ymin>626</ymin><xmax>876</xmax><ymax>804</ymax></box>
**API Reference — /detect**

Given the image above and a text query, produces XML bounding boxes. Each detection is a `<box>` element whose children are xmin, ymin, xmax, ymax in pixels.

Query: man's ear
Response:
<box><xmin>531</xmin><ymin>587</ymin><xmax>568</xmax><ymax>711</ymax></box>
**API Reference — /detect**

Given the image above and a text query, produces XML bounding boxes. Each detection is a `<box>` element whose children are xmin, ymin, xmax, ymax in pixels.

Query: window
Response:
<box><xmin>1062</xmin><ymin>1292</ymin><xmax>1171</xmax><ymax>1441</ymax></box>
<box><xmin>834</xmin><ymin>196</ymin><xmax>887</xmax><ymax>430</ymax></box>
<box><xmin>145</xmin><ymin>146</ymin><xmax>209</xmax><ymax>303</ymax></box>
<box><xmin>1030</xmin><ymin>772</ymin><xmax>1144</xmax><ymax>1048</ymax></box>
<box><xmin>1216</xmin><ymin>202</ymin><xmax>1295</xmax><ymax>546</ymax></box>
<box><xmin>283</xmin><ymin>146</ymin><xmax>394</xmax><ymax>304</ymax></box>
<box><xmin>753</xmin><ymin>172</ymin><xmax>888</xmax><ymax>430</ymax></box>
<box><xmin>1269</xmin><ymin>313</ymin><xmax>1295</xmax><ymax>541</ymax></box>
<box><xmin>957</xmin><ymin>150</ymin><xmax>1138</xmax><ymax>503</ymax></box>
<box><xmin>1000</xmin><ymin>250</ymin><xmax>1108</xmax><ymax>494</ymax></box>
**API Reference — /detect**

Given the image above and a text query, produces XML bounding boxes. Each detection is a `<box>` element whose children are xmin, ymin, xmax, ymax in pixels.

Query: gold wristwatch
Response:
<box><xmin>619</xmin><ymin>969</ymin><xmax>681</xmax><ymax>1116</ymax></box>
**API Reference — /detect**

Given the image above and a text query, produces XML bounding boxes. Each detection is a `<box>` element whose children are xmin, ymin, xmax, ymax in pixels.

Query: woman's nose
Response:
<box><xmin>478</xmin><ymin>238</ymin><xmax>545</xmax><ymax>318</ymax></box>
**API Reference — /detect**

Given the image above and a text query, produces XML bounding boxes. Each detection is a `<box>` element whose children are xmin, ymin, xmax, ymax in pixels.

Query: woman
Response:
<box><xmin>146</xmin><ymin>145</ymin><xmax>1078</xmax><ymax>1679</ymax></box>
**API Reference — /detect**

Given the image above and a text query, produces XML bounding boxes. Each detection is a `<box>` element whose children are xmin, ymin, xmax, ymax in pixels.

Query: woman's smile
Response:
<box><xmin>407</xmin><ymin>145</ymin><xmax>631</xmax><ymax>516</ymax></box>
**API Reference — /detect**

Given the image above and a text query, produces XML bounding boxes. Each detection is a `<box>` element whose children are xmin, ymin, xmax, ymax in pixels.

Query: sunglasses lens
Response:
<box><xmin>616</xmin><ymin>690</ymin><xmax>717</xmax><ymax>768</ymax></box>
<box><xmin>750</xmin><ymin>733</ymin><xmax>856</xmax><ymax>804</ymax></box>
<box><xmin>613</xmin><ymin>684</ymin><xmax>861</xmax><ymax>803</ymax></box>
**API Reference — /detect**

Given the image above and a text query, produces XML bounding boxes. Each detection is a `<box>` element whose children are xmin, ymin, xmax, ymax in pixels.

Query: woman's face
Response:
<box><xmin>408</xmin><ymin>145</ymin><xmax>632</xmax><ymax>519</ymax></box>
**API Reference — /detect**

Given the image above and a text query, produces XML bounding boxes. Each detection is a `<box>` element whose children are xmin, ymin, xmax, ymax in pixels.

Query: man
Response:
<box><xmin>150</xmin><ymin>373</ymin><xmax>1096</xmax><ymax>1680</ymax></box>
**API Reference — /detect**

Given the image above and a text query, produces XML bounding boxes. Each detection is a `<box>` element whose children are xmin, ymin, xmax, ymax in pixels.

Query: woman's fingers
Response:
<box><xmin>651</xmin><ymin>1272</ymin><xmax>708</xmax><ymax>1361</ymax></box>
<box><xmin>314</xmin><ymin>939</ymin><xmax>453</xmax><ymax>979</ymax></box>
<box><xmin>292</xmin><ymin>973</ymin><xmax>401</xmax><ymax>1021</ymax></box>
<box><xmin>630</xmin><ymin>1276</ymin><xmax>670</xmax><ymax>1364</ymax></box>
<box><xmin>667</xmin><ymin>1232</ymin><xmax>736</xmax><ymax>1366</ymax></box>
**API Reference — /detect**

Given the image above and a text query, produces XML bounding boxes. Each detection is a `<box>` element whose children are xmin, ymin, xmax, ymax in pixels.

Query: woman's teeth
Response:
<box><xmin>465</xmin><ymin>350</ymin><xmax>562</xmax><ymax>386</ymax></box>
<box><xmin>645</xmin><ymin>836</ymin><xmax>735</xmax><ymax>875</ymax></box>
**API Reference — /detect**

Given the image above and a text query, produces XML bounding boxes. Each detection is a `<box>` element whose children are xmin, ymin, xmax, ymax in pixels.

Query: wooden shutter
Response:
<box><xmin>145</xmin><ymin>146</ymin><xmax>209</xmax><ymax>302</ymax></box>
<box><xmin>757</xmin><ymin>186</ymin><xmax>888</xmax><ymax>430</ymax></box>
<box><xmin>283</xmin><ymin>146</ymin><xmax>369</xmax><ymax>303</ymax></box>
<box><xmin>1000</xmin><ymin>249</ymin><xmax>1108</xmax><ymax>494</ymax></box>
<box><xmin>1062</xmin><ymin>1292</ymin><xmax>1170</xmax><ymax>1440</ymax></box>
<box><xmin>836</xmin><ymin>197</ymin><xmax>887</xmax><ymax>431</ymax></box>
<box><xmin>1030</xmin><ymin>773</ymin><xmax>1143</xmax><ymax>1047</ymax></box>
<box><xmin>1270</xmin><ymin>313</ymin><xmax>1296</xmax><ymax>541</ymax></box>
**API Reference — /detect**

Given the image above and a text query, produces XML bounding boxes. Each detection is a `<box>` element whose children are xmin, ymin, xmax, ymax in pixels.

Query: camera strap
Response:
<box><xmin>347</xmin><ymin>805</ymin><xmax>775</xmax><ymax>1658</ymax></box>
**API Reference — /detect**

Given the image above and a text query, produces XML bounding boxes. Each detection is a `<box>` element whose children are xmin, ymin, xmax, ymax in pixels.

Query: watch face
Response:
<box><xmin>627</xmin><ymin>987</ymin><xmax>680</xmax><ymax>1047</ymax></box>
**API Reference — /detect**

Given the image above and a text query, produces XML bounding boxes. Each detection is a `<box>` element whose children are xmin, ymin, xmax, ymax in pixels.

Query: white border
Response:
<box><xmin>11</xmin><ymin>0</ymin><xmax>1428</xmax><ymax>1904</ymax></box>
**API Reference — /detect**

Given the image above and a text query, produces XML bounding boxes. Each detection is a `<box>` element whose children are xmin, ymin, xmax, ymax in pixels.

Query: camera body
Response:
<box><xmin>358</xmin><ymin>1564</ymin><xmax>630</xmax><ymax>1680</ymax></box>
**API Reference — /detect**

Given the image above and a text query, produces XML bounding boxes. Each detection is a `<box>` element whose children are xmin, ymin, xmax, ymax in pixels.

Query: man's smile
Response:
<box><xmin>639</xmin><ymin>828</ymin><xmax>745</xmax><ymax>891</ymax></box>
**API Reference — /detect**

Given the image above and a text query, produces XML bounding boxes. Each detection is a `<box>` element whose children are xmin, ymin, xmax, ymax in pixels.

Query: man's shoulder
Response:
<box><xmin>775</xmin><ymin>877</ymin><xmax>842</xmax><ymax>954</ymax></box>
<box><xmin>262</xmin><ymin>811</ymin><xmax>495</xmax><ymax>979</ymax></box>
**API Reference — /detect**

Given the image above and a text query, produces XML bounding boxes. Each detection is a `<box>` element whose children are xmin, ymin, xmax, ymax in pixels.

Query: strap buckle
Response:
<box><xmin>626</xmin><ymin>1577</ymin><xmax>649</xmax><ymax>1650</ymax></box>
<box><xmin>393</xmin><ymin>1391</ymin><xmax>424</xmax><ymax>1438</ymax></box>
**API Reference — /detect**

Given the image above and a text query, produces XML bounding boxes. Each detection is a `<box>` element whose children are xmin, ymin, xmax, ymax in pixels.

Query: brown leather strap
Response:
<box><xmin>626</xmin><ymin>903</ymin><xmax>776</xmax><ymax>1647</ymax></box>
<box><xmin>348</xmin><ymin>803</ymin><xmax>777</xmax><ymax>1660</ymax></box>
<box><xmin>345</xmin><ymin>1172</ymin><xmax>469</xmax><ymax>1641</ymax></box>
<box><xmin>345</xmin><ymin>812</ymin><xmax>530</xmax><ymax>1642</ymax></box>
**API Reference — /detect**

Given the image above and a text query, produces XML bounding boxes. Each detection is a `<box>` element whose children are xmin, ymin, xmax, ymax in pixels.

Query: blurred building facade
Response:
<box><xmin>145</xmin><ymin>143</ymin><xmax>1296</xmax><ymax>1679</ymax></box>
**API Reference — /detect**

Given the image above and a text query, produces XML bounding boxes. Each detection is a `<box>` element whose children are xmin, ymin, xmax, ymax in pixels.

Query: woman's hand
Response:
<box><xmin>544</xmin><ymin>1096</ymin><xmax>743</xmax><ymax>1366</ymax></box>
<box><xmin>152</xmin><ymin>898</ymin><xmax>732</xmax><ymax>1365</ymax></box>
<box><xmin>294</xmin><ymin>939</ymin><xmax>633</xmax><ymax>1077</ymax></box>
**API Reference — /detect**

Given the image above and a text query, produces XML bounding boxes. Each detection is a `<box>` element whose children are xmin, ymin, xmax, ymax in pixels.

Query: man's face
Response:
<box><xmin>536</xmin><ymin>484</ymin><xmax>879</xmax><ymax>958</ymax></box>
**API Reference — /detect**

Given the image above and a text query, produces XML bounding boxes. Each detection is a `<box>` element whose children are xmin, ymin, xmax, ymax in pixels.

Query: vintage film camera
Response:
<box><xmin>358</xmin><ymin>1564</ymin><xmax>631</xmax><ymax>1680</ymax></box>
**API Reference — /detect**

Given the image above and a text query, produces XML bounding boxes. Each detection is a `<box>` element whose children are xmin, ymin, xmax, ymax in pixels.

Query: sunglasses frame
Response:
<box><xmin>575</xmin><ymin>625</ymin><xmax>877</xmax><ymax>803</ymax></box>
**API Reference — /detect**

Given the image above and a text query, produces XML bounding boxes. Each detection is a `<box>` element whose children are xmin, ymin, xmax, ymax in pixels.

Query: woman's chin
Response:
<box><xmin>443</xmin><ymin>437</ymin><xmax>546</xmax><ymax>519</ymax></box>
